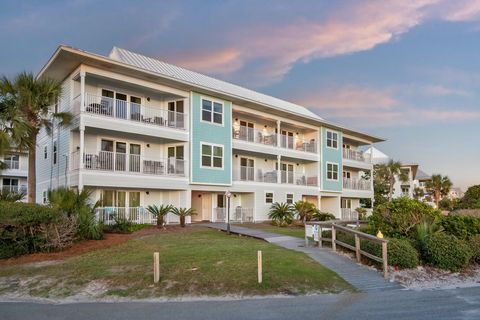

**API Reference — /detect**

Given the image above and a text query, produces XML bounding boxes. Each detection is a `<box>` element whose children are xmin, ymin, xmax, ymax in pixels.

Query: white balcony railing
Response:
<box><xmin>4</xmin><ymin>159</ymin><xmax>19</xmax><ymax>170</ymax></box>
<box><xmin>75</xmin><ymin>93</ymin><xmax>187</xmax><ymax>130</ymax></box>
<box><xmin>341</xmin><ymin>208</ymin><xmax>359</xmax><ymax>220</ymax></box>
<box><xmin>232</xmin><ymin>167</ymin><xmax>278</xmax><ymax>183</ymax></box>
<box><xmin>232</xmin><ymin>126</ymin><xmax>277</xmax><ymax>146</ymax></box>
<box><xmin>1</xmin><ymin>185</ymin><xmax>26</xmax><ymax>193</ymax></box>
<box><xmin>71</xmin><ymin>151</ymin><xmax>185</xmax><ymax>176</ymax></box>
<box><xmin>214</xmin><ymin>207</ymin><xmax>254</xmax><ymax>223</ymax></box>
<box><xmin>343</xmin><ymin>148</ymin><xmax>371</xmax><ymax>163</ymax></box>
<box><xmin>280</xmin><ymin>134</ymin><xmax>317</xmax><ymax>153</ymax></box>
<box><xmin>95</xmin><ymin>207</ymin><xmax>156</xmax><ymax>225</ymax></box>
<box><xmin>343</xmin><ymin>177</ymin><xmax>371</xmax><ymax>190</ymax></box>
<box><xmin>280</xmin><ymin>171</ymin><xmax>318</xmax><ymax>186</ymax></box>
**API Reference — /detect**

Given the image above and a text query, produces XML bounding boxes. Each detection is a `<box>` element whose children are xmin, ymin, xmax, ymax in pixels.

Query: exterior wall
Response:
<box><xmin>320</xmin><ymin>196</ymin><xmax>341</xmax><ymax>217</ymax></box>
<box><xmin>190</xmin><ymin>92</ymin><xmax>232</xmax><ymax>185</ymax></box>
<box><xmin>321</xmin><ymin>127</ymin><xmax>343</xmax><ymax>192</ymax></box>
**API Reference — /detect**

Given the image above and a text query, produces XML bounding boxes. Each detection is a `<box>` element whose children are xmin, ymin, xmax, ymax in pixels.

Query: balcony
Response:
<box><xmin>71</xmin><ymin>151</ymin><xmax>185</xmax><ymax>177</ymax></box>
<box><xmin>343</xmin><ymin>148</ymin><xmax>370</xmax><ymax>163</ymax></box>
<box><xmin>341</xmin><ymin>208</ymin><xmax>359</xmax><ymax>220</ymax></box>
<box><xmin>3</xmin><ymin>159</ymin><xmax>19</xmax><ymax>170</ymax></box>
<box><xmin>214</xmin><ymin>207</ymin><xmax>254</xmax><ymax>223</ymax></box>
<box><xmin>343</xmin><ymin>177</ymin><xmax>371</xmax><ymax>191</ymax></box>
<box><xmin>232</xmin><ymin>126</ymin><xmax>317</xmax><ymax>154</ymax></box>
<box><xmin>95</xmin><ymin>207</ymin><xmax>155</xmax><ymax>225</ymax></box>
<box><xmin>232</xmin><ymin>166</ymin><xmax>318</xmax><ymax>186</ymax></box>
<box><xmin>1</xmin><ymin>185</ymin><xmax>26</xmax><ymax>193</ymax></box>
<box><xmin>75</xmin><ymin>93</ymin><xmax>187</xmax><ymax>130</ymax></box>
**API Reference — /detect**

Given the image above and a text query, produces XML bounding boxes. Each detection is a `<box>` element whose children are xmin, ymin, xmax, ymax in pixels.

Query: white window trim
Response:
<box><xmin>265</xmin><ymin>191</ymin><xmax>274</xmax><ymax>204</ymax></box>
<box><xmin>42</xmin><ymin>190</ymin><xmax>48</xmax><ymax>204</ymax></box>
<box><xmin>200</xmin><ymin>142</ymin><xmax>224</xmax><ymax>170</ymax></box>
<box><xmin>326</xmin><ymin>162</ymin><xmax>339</xmax><ymax>181</ymax></box>
<box><xmin>44</xmin><ymin>144</ymin><xmax>48</xmax><ymax>159</ymax></box>
<box><xmin>326</xmin><ymin>130</ymin><xmax>339</xmax><ymax>150</ymax></box>
<box><xmin>200</xmin><ymin>96</ymin><xmax>224</xmax><ymax>127</ymax></box>
<box><xmin>53</xmin><ymin>140</ymin><xmax>58</xmax><ymax>165</ymax></box>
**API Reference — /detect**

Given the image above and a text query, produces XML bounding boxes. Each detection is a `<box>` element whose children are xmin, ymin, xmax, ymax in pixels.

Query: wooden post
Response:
<box><xmin>257</xmin><ymin>250</ymin><xmax>263</xmax><ymax>284</ymax></box>
<box><xmin>318</xmin><ymin>226</ymin><xmax>322</xmax><ymax>248</ymax></box>
<box><xmin>355</xmin><ymin>234</ymin><xmax>361</xmax><ymax>262</ymax></box>
<box><xmin>332</xmin><ymin>225</ymin><xmax>336</xmax><ymax>252</ymax></box>
<box><xmin>153</xmin><ymin>252</ymin><xmax>160</xmax><ymax>283</ymax></box>
<box><xmin>304</xmin><ymin>223</ymin><xmax>308</xmax><ymax>247</ymax></box>
<box><xmin>382</xmin><ymin>242</ymin><xmax>388</xmax><ymax>278</ymax></box>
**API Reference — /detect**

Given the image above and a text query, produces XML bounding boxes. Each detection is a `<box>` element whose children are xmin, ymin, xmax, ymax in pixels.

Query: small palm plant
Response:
<box><xmin>146</xmin><ymin>204</ymin><xmax>173</xmax><ymax>228</ymax></box>
<box><xmin>293</xmin><ymin>200</ymin><xmax>316</xmax><ymax>225</ymax></box>
<box><xmin>171</xmin><ymin>207</ymin><xmax>196</xmax><ymax>227</ymax></box>
<box><xmin>268</xmin><ymin>202</ymin><xmax>294</xmax><ymax>227</ymax></box>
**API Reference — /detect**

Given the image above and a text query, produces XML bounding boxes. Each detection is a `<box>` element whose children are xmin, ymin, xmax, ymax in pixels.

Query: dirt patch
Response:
<box><xmin>0</xmin><ymin>225</ymin><xmax>199</xmax><ymax>266</ymax></box>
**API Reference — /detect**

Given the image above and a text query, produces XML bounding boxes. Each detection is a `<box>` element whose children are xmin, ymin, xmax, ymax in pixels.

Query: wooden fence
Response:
<box><xmin>305</xmin><ymin>221</ymin><xmax>389</xmax><ymax>278</ymax></box>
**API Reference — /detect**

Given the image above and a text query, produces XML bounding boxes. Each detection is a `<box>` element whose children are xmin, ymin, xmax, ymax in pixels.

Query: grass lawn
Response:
<box><xmin>242</xmin><ymin>223</ymin><xmax>306</xmax><ymax>239</ymax></box>
<box><xmin>0</xmin><ymin>227</ymin><xmax>352</xmax><ymax>299</ymax></box>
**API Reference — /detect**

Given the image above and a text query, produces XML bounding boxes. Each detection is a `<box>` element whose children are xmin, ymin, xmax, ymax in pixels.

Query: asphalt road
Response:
<box><xmin>1</xmin><ymin>286</ymin><xmax>480</xmax><ymax>320</ymax></box>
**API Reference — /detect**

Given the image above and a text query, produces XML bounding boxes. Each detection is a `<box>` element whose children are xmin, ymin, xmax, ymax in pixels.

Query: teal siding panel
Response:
<box><xmin>190</xmin><ymin>92</ymin><xmax>232</xmax><ymax>185</ymax></box>
<box><xmin>322</xmin><ymin>127</ymin><xmax>343</xmax><ymax>191</ymax></box>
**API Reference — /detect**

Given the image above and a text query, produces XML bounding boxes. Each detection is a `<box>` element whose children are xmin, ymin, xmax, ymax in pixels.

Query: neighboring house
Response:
<box><xmin>448</xmin><ymin>187</ymin><xmax>464</xmax><ymax>200</ymax></box>
<box><xmin>35</xmin><ymin>45</ymin><xmax>384</xmax><ymax>223</ymax></box>
<box><xmin>0</xmin><ymin>151</ymin><xmax>28</xmax><ymax>199</ymax></box>
<box><xmin>364</xmin><ymin>146</ymin><xmax>433</xmax><ymax>204</ymax></box>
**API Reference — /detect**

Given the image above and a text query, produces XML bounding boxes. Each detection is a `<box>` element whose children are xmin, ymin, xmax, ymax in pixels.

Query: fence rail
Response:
<box><xmin>95</xmin><ymin>207</ymin><xmax>156</xmax><ymax>225</ymax></box>
<box><xmin>343</xmin><ymin>177</ymin><xmax>371</xmax><ymax>190</ymax></box>
<box><xmin>343</xmin><ymin>148</ymin><xmax>371</xmax><ymax>162</ymax></box>
<box><xmin>305</xmin><ymin>221</ymin><xmax>389</xmax><ymax>278</ymax></box>
<box><xmin>214</xmin><ymin>207</ymin><xmax>254</xmax><ymax>223</ymax></box>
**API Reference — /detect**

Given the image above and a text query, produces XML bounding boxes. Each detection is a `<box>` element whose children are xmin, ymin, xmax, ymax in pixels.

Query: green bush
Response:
<box><xmin>312</xmin><ymin>211</ymin><xmax>336</xmax><ymax>221</ymax></box>
<box><xmin>268</xmin><ymin>202</ymin><xmax>295</xmax><ymax>227</ymax></box>
<box><xmin>424</xmin><ymin>233</ymin><xmax>472</xmax><ymax>271</ymax></box>
<box><xmin>369</xmin><ymin>198</ymin><xmax>440</xmax><ymax>238</ymax></box>
<box><xmin>455</xmin><ymin>185</ymin><xmax>480</xmax><ymax>209</ymax></box>
<box><xmin>361</xmin><ymin>238</ymin><xmax>419</xmax><ymax>269</ymax></box>
<box><xmin>469</xmin><ymin>235</ymin><xmax>480</xmax><ymax>264</ymax></box>
<box><xmin>440</xmin><ymin>215</ymin><xmax>480</xmax><ymax>240</ymax></box>
<box><xmin>0</xmin><ymin>201</ymin><xmax>60</xmax><ymax>226</ymax></box>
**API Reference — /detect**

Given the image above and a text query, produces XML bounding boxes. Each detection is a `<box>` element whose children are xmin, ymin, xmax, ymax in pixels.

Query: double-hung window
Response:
<box><xmin>202</xmin><ymin>99</ymin><xmax>223</xmax><ymax>125</ymax></box>
<box><xmin>286</xmin><ymin>193</ymin><xmax>294</xmax><ymax>204</ymax></box>
<box><xmin>53</xmin><ymin>140</ymin><xmax>58</xmax><ymax>165</ymax></box>
<box><xmin>327</xmin><ymin>163</ymin><xmax>339</xmax><ymax>180</ymax></box>
<box><xmin>265</xmin><ymin>192</ymin><xmax>274</xmax><ymax>204</ymax></box>
<box><xmin>326</xmin><ymin>131</ymin><xmax>338</xmax><ymax>149</ymax></box>
<box><xmin>201</xmin><ymin>143</ymin><xmax>223</xmax><ymax>169</ymax></box>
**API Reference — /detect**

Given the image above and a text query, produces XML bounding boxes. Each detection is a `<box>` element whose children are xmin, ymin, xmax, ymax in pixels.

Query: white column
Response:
<box><xmin>78</xmin><ymin>70</ymin><xmax>86</xmax><ymax>191</ymax></box>
<box><xmin>79</xmin><ymin>71</ymin><xmax>85</xmax><ymax>113</ymax></box>
<box><xmin>276</xmin><ymin>120</ymin><xmax>281</xmax><ymax>147</ymax></box>
<box><xmin>277</xmin><ymin>155</ymin><xmax>281</xmax><ymax>184</ymax></box>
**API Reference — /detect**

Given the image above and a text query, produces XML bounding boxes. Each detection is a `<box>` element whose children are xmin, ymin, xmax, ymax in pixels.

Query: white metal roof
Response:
<box><xmin>109</xmin><ymin>47</ymin><xmax>324</xmax><ymax>121</ymax></box>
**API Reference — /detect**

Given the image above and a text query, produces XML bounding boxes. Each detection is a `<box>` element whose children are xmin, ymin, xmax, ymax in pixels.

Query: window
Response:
<box><xmin>265</xmin><ymin>192</ymin><xmax>274</xmax><ymax>204</ymax></box>
<box><xmin>326</xmin><ymin>131</ymin><xmax>338</xmax><ymax>149</ymax></box>
<box><xmin>343</xmin><ymin>171</ymin><xmax>351</xmax><ymax>179</ymax></box>
<box><xmin>341</xmin><ymin>198</ymin><xmax>352</xmax><ymax>209</ymax></box>
<box><xmin>44</xmin><ymin>145</ymin><xmax>48</xmax><ymax>159</ymax></box>
<box><xmin>42</xmin><ymin>191</ymin><xmax>47</xmax><ymax>204</ymax></box>
<box><xmin>217</xmin><ymin>194</ymin><xmax>225</xmax><ymax>208</ymax></box>
<box><xmin>201</xmin><ymin>143</ymin><xmax>223</xmax><ymax>168</ymax></box>
<box><xmin>201</xmin><ymin>98</ymin><xmax>223</xmax><ymax>125</ymax></box>
<box><xmin>401</xmin><ymin>187</ymin><xmax>410</xmax><ymax>195</ymax></box>
<box><xmin>53</xmin><ymin>140</ymin><xmax>58</xmax><ymax>165</ymax></box>
<box><xmin>2</xmin><ymin>178</ymin><xmax>18</xmax><ymax>193</ymax></box>
<box><xmin>286</xmin><ymin>193</ymin><xmax>294</xmax><ymax>204</ymax></box>
<box><xmin>4</xmin><ymin>154</ymin><xmax>19</xmax><ymax>169</ymax></box>
<box><xmin>327</xmin><ymin>163</ymin><xmax>339</xmax><ymax>180</ymax></box>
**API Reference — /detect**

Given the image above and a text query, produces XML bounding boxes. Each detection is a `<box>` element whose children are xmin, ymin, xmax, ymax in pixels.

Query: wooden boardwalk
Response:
<box><xmin>206</xmin><ymin>223</ymin><xmax>402</xmax><ymax>293</ymax></box>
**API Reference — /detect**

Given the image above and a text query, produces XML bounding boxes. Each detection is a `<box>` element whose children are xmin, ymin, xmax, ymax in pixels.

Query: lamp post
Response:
<box><xmin>225</xmin><ymin>190</ymin><xmax>232</xmax><ymax>235</ymax></box>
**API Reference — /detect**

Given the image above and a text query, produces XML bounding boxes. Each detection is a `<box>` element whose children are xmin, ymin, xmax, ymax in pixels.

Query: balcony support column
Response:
<box><xmin>277</xmin><ymin>155</ymin><xmax>281</xmax><ymax>184</ymax></box>
<box><xmin>79</xmin><ymin>71</ymin><xmax>85</xmax><ymax>113</ymax></box>
<box><xmin>276</xmin><ymin>120</ymin><xmax>281</xmax><ymax>147</ymax></box>
<box><xmin>78</xmin><ymin>128</ymin><xmax>85</xmax><ymax>191</ymax></box>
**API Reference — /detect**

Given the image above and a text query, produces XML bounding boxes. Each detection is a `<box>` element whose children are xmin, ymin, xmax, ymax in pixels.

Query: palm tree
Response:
<box><xmin>425</xmin><ymin>174</ymin><xmax>452</xmax><ymax>208</ymax></box>
<box><xmin>268</xmin><ymin>202</ymin><xmax>294</xmax><ymax>227</ymax></box>
<box><xmin>0</xmin><ymin>72</ymin><xmax>71</xmax><ymax>203</ymax></box>
<box><xmin>171</xmin><ymin>207</ymin><xmax>196</xmax><ymax>227</ymax></box>
<box><xmin>146</xmin><ymin>204</ymin><xmax>173</xmax><ymax>228</ymax></box>
<box><xmin>413</xmin><ymin>187</ymin><xmax>425</xmax><ymax>200</ymax></box>
<box><xmin>375</xmin><ymin>160</ymin><xmax>409</xmax><ymax>202</ymax></box>
<box><xmin>293</xmin><ymin>200</ymin><xmax>316</xmax><ymax>225</ymax></box>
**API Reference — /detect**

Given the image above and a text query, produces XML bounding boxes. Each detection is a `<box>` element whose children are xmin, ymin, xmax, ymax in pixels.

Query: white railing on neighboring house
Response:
<box><xmin>214</xmin><ymin>207</ymin><xmax>254</xmax><ymax>223</ymax></box>
<box><xmin>232</xmin><ymin>126</ymin><xmax>277</xmax><ymax>146</ymax></box>
<box><xmin>71</xmin><ymin>151</ymin><xmax>185</xmax><ymax>176</ymax></box>
<box><xmin>341</xmin><ymin>208</ymin><xmax>359</xmax><ymax>220</ymax></box>
<box><xmin>4</xmin><ymin>159</ymin><xmax>19</xmax><ymax>170</ymax></box>
<box><xmin>75</xmin><ymin>93</ymin><xmax>187</xmax><ymax>130</ymax></box>
<box><xmin>1</xmin><ymin>185</ymin><xmax>26</xmax><ymax>193</ymax></box>
<box><xmin>279</xmin><ymin>134</ymin><xmax>317</xmax><ymax>153</ymax></box>
<box><xmin>95</xmin><ymin>207</ymin><xmax>156</xmax><ymax>225</ymax></box>
<box><xmin>343</xmin><ymin>177</ymin><xmax>371</xmax><ymax>190</ymax></box>
<box><xmin>343</xmin><ymin>148</ymin><xmax>371</xmax><ymax>163</ymax></box>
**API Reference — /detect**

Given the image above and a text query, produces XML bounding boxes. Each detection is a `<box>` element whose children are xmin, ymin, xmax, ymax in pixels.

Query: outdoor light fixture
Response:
<box><xmin>147</xmin><ymin>97</ymin><xmax>151</xmax><ymax>101</ymax></box>
<box><xmin>146</xmin><ymin>144</ymin><xmax>150</xmax><ymax>148</ymax></box>
<box><xmin>146</xmin><ymin>191</ymin><xmax>150</xmax><ymax>195</ymax></box>
<box><xmin>225</xmin><ymin>190</ymin><xmax>232</xmax><ymax>235</ymax></box>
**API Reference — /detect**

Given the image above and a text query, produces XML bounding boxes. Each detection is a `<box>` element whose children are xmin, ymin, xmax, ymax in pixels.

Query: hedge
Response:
<box><xmin>440</xmin><ymin>215</ymin><xmax>480</xmax><ymax>240</ymax></box>
<box><xmin>424</xmin><ymin>233</ymin><xmax>472</xmax><ymax>272</ymax></box>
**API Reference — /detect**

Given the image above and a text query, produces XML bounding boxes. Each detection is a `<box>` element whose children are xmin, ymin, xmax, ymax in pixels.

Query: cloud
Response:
<box><xmin>165</xmin><ymin>0</ymin><xmax>480</xmax><ymax>86</ymax></box>
<box><xmin>289</xmin><ymin>85</ymin><xmax>480</xmax><ymax>128</ymax></box>
<box><xmin>423</xmin><ymin>85</ymin><xmax>471</xmax><ymax>96</ymax></box>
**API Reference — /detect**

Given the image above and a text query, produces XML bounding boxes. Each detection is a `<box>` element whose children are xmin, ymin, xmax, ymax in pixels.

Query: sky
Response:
<box><xmin>1</xmin><ymin>0</ymin><xmax>479</xmax><ymax>189</ymax></box>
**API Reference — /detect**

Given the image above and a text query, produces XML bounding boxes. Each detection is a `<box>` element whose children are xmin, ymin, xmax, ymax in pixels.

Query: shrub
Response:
<box><xmin>469</xmin><ymin>235</ymin><xmax>480</xmax><ymax>264</ymax></box>
<box><xmin>268</xmin><ymin>202</ymin><xmax>294</xmax><ymax>227</ymax></box>
<box><xmin>440</xmin><ymin>215</ymin><xmax>480</xmax><ymax>240</ymax></box>
<box><xmin>293</xmin><ymin>201</ymin><xmax>316</xmax><ymax>223</ymax></box>
<box><xmin>424</xmin><ymin>233</ymin><xmax>472</xmax><ymax>271</ymax></box>
<box><xmin>413</xmin><ymin>220</ymin><xmax>444</xmax><ymax>261</ymax></box>
<box><xmin>369</xmin><ymin>198</ymin><xmax>440</xmax><ymax>238</ymax></box>
<box><xmin>171</xmin><ymin>207</ymin><xmax>196</xmax><ymax>227</ymax></box>
<box><xmin>455</xmin><ymin>185</ymin><xmax>480</xmax><ymax>209</ymax></box>
<box><xmin>361</xmin><ymin>238</ymin><xmax>419</xmax><ymax>269</ymax></box>
<box><xmin>146</xmin><ymin>204</ymin><xmax>173</xmax><ymax>228</ymax></box>
<box><xmin>312</xmin><ymin>211</ymin><xmax>336</xmax><ymax>221</ymax></box>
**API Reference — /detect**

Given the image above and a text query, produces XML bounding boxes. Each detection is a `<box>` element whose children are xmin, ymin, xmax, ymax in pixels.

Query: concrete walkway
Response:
<box><xmin>205</xmin><ymin>223</ymin><xmax>402</xmax><ymax>293</ymax></box>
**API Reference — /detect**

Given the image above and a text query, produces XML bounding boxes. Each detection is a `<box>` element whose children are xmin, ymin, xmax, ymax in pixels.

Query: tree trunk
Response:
<box><xmin>156</xmin><ymin>215</ymin><xmax>164</xmax><ymax>228</ymax></box>
<box><xmin>27</xmin><ymin>131</ymin><xmax>38</xmax><ymax>203</ymax></box>
<box><xmin>180</xmin><ymin>216</ymin><xmax>185</xmax><ymax>227</ymax></box>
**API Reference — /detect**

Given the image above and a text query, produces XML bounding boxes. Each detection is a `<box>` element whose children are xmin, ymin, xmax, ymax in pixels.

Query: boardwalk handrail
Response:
<box><xmin>305</xmin><ymin>221</ymin><xmax>389</xmax><ymax>278</ymax></box>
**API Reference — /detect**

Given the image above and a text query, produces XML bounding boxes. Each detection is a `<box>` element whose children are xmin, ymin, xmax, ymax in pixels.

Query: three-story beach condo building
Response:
<box><xmin>35</xmin><ymin>45</ymin><xmax>384</xmax><ymax>224</ymax></box>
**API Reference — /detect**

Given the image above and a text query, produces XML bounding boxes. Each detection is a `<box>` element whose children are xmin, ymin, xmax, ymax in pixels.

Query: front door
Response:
<box><xmin>280</xmin><ymin>163</ymin><xmax>294</xmax><ymax>183</ymax></box>
<box><xmin>129</xmin><ymin>144</ymin><xmax>141</xmax><ymax>172</ymax></box>
<box><xmin>240</xmin><ymin>157</ymin><xmax>254</xmax><ymax>181</ymax></box>
<box><xmin>239</xmin><ymin>121</ymin><xmax>254</xmax><ymax>141</ymax></box>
